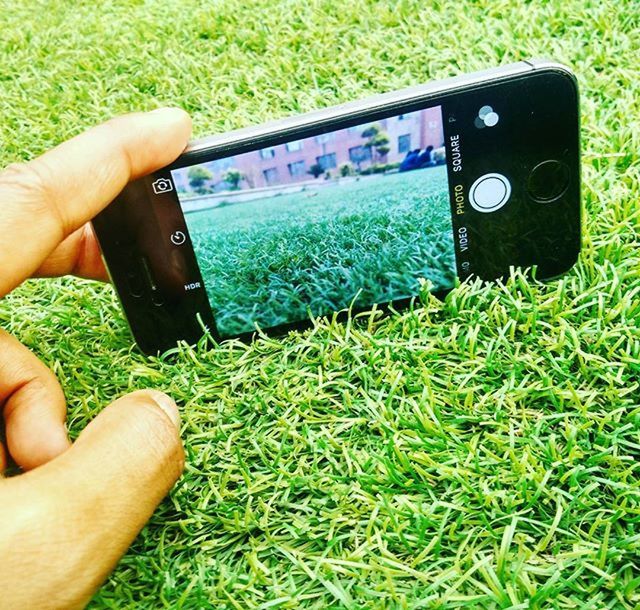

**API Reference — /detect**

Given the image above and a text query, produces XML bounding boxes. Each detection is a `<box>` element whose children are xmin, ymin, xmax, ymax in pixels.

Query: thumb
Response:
<box><xmin>0</xmin><ymin>390</ymin><xmax>184</xmax><ymax>610</ymax></box>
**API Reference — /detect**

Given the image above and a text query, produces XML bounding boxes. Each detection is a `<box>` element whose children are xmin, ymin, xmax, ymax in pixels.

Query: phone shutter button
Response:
<box><xmin>469</xmin><ymin>173</ymin><xmax>512</xmax><ymax>213</ymax></box>
<box><xmin>527</xmin><ymin>160</ymin><xmax>570</xmax><ymax>203</ymax></box>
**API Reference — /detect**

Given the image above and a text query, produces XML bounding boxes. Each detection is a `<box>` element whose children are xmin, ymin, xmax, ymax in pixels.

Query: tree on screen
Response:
<box><xmin>223</xmin><ymin>168</ymin><xmax>245</xmax><ymax>190</ymax></box>
<box><xmin>188</xmin><ymin>166</ymin><xmax>214</xmax><ymax>193</ymax></box>
<box><xmin>308</xmin><ymin>163</ymin><xmax>325</xmax><ymax>179</ymax></box>
<box><xmin>361</xmin><ymin>124</ymin><xmax>390</xmax><ymax>165</ymax></box>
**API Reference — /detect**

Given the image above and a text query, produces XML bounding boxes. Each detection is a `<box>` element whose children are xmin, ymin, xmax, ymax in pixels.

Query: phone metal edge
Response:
<box><xmin>526</xmin><ymin>57</ymin><xmax>582</xmax><ymax>270</ymax></box>
<box><xmin>95</xmin><ymin>248</ymin><xmax>157</xmax><ymax>353</ymax></box>
<box><xmin>524</xmin><ymin>58</ymin><xmax>578</xmax><ymax>83</ymax></box>
<box><xmin>181</xmin><ymin>60</ymin><xmax>542</xmax><ymax>158</ymax></box>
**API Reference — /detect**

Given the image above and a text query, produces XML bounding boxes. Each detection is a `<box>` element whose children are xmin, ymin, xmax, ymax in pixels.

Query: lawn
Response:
<box><xmin>186</xmin><ymin>167</ymin><xmax>455</xmax><ymax>336</ymax></box>
<box><xmin>0</xmin><ymin>1</ymin><xmax>638</xmax><ymax>609</ymax></box>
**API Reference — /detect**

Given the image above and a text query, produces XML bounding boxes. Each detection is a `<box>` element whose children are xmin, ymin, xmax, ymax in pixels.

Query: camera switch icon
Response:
<box><xmin>152</xmin><ymin>177</ymin><xmax>174</xmax><ymax>195</ymax></box>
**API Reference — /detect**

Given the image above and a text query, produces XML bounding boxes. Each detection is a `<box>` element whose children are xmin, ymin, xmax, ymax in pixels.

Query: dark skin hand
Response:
<box><xmin>0</xmin><ymin>109</ymin><xmax>192</xmax><ymax>609</ymax></box>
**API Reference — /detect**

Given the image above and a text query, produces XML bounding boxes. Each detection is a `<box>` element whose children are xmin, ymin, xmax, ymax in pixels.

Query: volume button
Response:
<box><xmin>126</xmin><ymin>271</ymin><xmax>145</xmax><ymax>298</ymax></box>
<box><xmin>140</xmin><ymin>256</ymin><xmax>164</xmax><ymax>306</ymax></box>
<box><xmin>140</xmin><ymin>256</ymin><xmax>157</xmax><ymax>291</ymax></box>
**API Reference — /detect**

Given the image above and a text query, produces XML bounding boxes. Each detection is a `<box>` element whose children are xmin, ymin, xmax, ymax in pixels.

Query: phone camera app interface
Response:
<box><xmin>171</xmin><ymin>106</ymin><xmax>456</xmax><ymax>337</ymax></box>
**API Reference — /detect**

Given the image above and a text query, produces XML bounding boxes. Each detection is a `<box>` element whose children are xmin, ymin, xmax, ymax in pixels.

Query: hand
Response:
<box><xmin>0</xmin><ymin>109</ymin><xmax>192</xmax><ymax>609</ymax></box>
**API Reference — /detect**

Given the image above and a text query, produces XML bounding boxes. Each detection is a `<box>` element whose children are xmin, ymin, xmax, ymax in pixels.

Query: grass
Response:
<box><xmin>186</xmin><ymin>167</ymin><xmax>455</xmax><ymax>336</ymax></box>
<box><xmin>0</xmin><ymin>0</ymin><xmax>639</xmax><ymax>608</ymax></box>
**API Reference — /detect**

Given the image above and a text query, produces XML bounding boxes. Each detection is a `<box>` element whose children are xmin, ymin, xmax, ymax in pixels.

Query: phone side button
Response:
<box><xmin>151</xmin><ymin>286</ymin><xmax>164</xmax><ymax>307</ymax></box>
<box><xmin>139</xmin><ymin>256</ymin><xmax>165</xmax><ymax>306</ymax></box>
<box><xmin>151</xmin><ymin>289</ymin><xmax>164</xmax><ymax>307</ymax></box>
<box><xmin>126</xmin><ymin>271</ymin><xmax>145</xmax><ymax>298</ymax></box>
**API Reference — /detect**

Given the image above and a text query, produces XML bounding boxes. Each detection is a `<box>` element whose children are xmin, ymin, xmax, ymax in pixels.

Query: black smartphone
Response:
<box><xmin>93</xmin><ymin>59</ymin><xmax>581</xmax><ymax>354</ymax></box>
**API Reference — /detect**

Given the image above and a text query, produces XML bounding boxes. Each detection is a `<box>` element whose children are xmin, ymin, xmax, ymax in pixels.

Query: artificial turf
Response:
<box><xmin>0</xmin><ymin>1</ymin><xmax>638</xmax><ymax>608</ymax></box>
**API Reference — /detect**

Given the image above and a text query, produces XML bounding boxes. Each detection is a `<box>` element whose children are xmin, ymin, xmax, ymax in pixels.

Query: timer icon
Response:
<box><xmin>170</xmin><ymin>231</ymin><xmax>186</xmax><ymax>246</ymax></box>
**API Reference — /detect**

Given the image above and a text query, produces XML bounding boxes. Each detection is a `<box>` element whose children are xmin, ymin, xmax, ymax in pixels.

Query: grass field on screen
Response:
<box><xmin>186</xmin><ymin>167</ymin><xmax>455</xmax><ymax>336</ymax></box>
<box><xmin>0</xmin><ymin>0</ymin><xmax>638</xmax><ymax>608</ymax></box>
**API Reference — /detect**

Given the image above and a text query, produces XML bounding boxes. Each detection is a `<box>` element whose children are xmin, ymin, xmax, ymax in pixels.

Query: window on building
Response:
<box><xmin>315</xmin><ymin>133</ymin><xmax>335</xmax><ymax>145</ymax></box>
<box><xmin>260</xmin><ymin>147</ymin><xmax>276</xmax><ymax>159</ymax></box>
<box><xmin>286</xmin><ymin>140</ymin><xmax>303</xmax><ymax>152</ymax></box>
<box><xmin>263</xmin><ymin>168</ymin><xmax>279</xmax><ymax>185</ymax></box>
<box><xmin>288</xmin><ymin>160</ymin><xmax>306</xmax><ymax>177</ymax></box>
<box><xmin>348</xmin><ymin>145</ymin><xmax>371</xmax><ymax>164</ymax></box>
<box><xmin>316</xmin><ymin>153</ymin><xmax>337</xmax><ymax>170</ymax></box>
<box><xmin>398</xmin><ymin>134</ymin><xmax>411</xmax><ymax>154</ymax></box>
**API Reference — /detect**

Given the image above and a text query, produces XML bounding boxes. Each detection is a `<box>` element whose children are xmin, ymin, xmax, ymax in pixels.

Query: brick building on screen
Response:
<box><xmin>172</xmin><ymin>107</ymin><xmax>445</xmax><ymax>194</ymax></box>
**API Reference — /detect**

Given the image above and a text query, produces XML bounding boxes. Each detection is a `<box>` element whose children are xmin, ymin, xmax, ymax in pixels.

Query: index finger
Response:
<box><xmin>0</xmin><ymin>108</ymin><xmax>191</xmax><ymax>296</ymax></box>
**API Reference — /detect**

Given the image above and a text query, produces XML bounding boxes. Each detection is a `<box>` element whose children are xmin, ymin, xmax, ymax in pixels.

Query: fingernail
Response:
<box><xmin>147</xmin><ymin>390</ymin><xmax>181</xmax><ymax>429</ymax></box>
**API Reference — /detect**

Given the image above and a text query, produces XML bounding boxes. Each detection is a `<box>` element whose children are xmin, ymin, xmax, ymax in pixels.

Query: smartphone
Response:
<box><xmin>93</xmin><ymin>59</ymin><xmax>580</xmax><ymax>354</ymax></box>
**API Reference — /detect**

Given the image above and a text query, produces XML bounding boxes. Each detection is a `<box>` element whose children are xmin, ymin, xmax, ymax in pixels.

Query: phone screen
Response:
<box><xmin>170</xmin><ymin>105</ymin><xmax>456</xmax><ymax>337</ymax></box>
